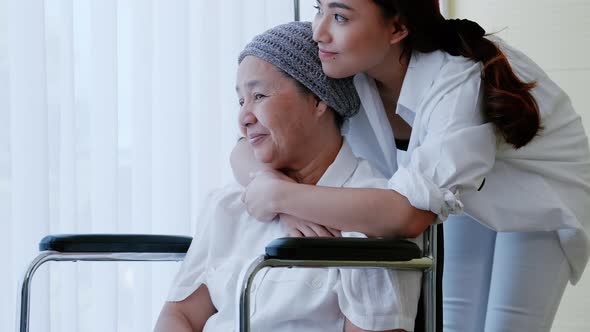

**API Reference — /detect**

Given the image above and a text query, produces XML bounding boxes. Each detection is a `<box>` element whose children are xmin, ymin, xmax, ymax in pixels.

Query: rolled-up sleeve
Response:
<box><xmin>389</xmin><ymin>66</ymin><xmax>496</xmax><ymax>222</ymax></box>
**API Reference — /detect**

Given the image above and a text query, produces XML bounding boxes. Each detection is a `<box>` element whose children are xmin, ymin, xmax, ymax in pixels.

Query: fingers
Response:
<box><xmin>298</xmin><ymin>223</ymin><xmax>319</xmax><ymax>237</ymax></box>
<box><xmin>287</xmin><ymin>229</ymin><xmax>304</xmax><ymax>237</ymax></box>
<box><xmin>327</xmin><ymin>227</ymin><xmax>342</xmax><ymax>237</ymax></box>
<box><xmin>301</xmin><ymin>222</ymin><xmax>342</xmax><ymax>237</ymax></box>
<box><xmin>279</xmin><ymin>214</ymin><xmax>342</xmax><ymax>238</ymax></box>
<box><xmin>308</xmin><ymin>223</ymin><xmax>334</xmax><ymax>237</ymax></box>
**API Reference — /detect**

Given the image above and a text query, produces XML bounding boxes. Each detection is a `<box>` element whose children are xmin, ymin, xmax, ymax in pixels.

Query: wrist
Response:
<box><xmin>271</xmin><ymin>179</ymin><xmax>294</xmax><ymax>215</ymax></box>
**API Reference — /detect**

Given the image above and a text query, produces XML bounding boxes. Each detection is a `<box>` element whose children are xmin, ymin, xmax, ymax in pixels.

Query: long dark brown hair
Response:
<box><xmin>373</xmin><ymin>0</ymin><xmax>541</xmax><ymax>148</ymax></box>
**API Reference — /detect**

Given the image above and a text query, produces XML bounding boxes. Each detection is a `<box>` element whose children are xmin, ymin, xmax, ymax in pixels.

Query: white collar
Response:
<box><xmin>397</xmin><ymin>50</ymin><xmax>446</xmax><ymax>114</ymax></box>
<box><xmin>350</xmin><ymin>50</ymin><xmax>445</xmax><ymax>170</ymax></box>
<box><xmin>316</xmin><ymin>139</ymin><xmax>358</xmax><ymax>188</ymax></box>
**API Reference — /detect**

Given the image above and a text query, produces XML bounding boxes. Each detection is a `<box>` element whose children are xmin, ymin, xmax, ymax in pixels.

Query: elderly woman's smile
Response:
<box><xmin>237</xmin><ymin>55</ymin><xmax>320</xmax><ymax>170</ymax></box>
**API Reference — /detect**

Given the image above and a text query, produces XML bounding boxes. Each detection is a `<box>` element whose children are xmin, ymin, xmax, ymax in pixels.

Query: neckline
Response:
<box><xmin>395</xmin><ymin>138</ymin><xmax>409</xmax><ymax>151</ymax></box>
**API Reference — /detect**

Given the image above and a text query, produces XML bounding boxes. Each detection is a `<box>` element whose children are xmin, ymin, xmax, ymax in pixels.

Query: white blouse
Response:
<box><xmin>168</xmin><ymin>142</ymin><xmax>421</xmax><ymax>332</ymax></box>
<box><xmin>344</xmin><ymin>37</ymin><xmax>590</xmax><ymax>284</ymax></box>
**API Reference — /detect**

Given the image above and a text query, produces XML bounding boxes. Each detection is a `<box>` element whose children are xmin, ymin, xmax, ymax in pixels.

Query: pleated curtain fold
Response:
<box><xmin>0</xmin><ymin>0</ymin><xmax>295</xmax><ymax>330</ymax></box>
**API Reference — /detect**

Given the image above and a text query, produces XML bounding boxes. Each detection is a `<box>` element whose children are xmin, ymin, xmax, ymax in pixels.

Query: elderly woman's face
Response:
<box><xmin>237</xmin><ymin>56</ymin><xmax>319</xmax><ymax>169</ymax></box>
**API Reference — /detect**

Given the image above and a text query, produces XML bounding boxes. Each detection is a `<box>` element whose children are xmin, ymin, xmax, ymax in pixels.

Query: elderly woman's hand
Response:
<box><xmin>242</xmin><ymin>169</ymin><xmax>292</xmax><ymax>221</ymax></box>
<box><xmin>279</xmin><ymin>214</ymin><xmax>342</xmax><ymax>237</ymax></box>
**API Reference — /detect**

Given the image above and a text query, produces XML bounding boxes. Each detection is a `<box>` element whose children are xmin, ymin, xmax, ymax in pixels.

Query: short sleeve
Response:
<box><xmin>166</xmin><ymin>188</ymin><xmax>230</xmax><ymax>302</ymax></box>
<box><xmin>389</xmin><ymin>62</ymin><xmax>496</xmax><ymax>222</ymax></box>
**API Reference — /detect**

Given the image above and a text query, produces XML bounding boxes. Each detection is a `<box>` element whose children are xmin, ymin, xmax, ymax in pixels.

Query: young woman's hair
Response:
<box><xmin>373</xmin><ymin>0</ymin><xmax>541</xmax><ymax>148</ymax></box>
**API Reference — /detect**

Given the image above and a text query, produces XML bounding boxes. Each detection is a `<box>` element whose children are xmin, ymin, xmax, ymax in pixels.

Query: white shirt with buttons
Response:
<box><xmin>168</xmin><ymin>141</ymin><xmax>421</xmax><ymax>332</ymax></box>
<box><xmin>344</xmin><ymin>36</ymin><xmax>590</xmax><ymax>284</ymax></box>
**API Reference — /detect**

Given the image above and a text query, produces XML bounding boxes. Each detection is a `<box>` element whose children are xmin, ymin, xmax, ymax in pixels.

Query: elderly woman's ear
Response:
<box><xmin>314</xmin><ymin>99</ymin><xmax>330</xmax><ymax>118</ymax></box>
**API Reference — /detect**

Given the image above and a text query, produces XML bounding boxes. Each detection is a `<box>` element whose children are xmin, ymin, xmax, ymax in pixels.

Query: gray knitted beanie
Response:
<box><xmin>238</xmin><ymin>21</ymin><xmax>360</xmax><ymax>119</ymax></box>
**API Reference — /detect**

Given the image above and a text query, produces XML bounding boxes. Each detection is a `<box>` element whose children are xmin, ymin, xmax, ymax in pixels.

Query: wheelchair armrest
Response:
<box><xmin>39</xmin><ymin>234</ymin><xmax>193</xmax><ymax>253</ymax></box>
<box><xmin>265</xmin><ymin>237</ymin><xmax>421</xmax><ymax>261</ymax></box>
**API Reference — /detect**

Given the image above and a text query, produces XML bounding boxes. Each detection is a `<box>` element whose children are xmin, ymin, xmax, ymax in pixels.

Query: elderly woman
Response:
<box><xmin>154</xmin><ymin>22</ymin><xmax>420</xmax><ymax>332</ymax></box>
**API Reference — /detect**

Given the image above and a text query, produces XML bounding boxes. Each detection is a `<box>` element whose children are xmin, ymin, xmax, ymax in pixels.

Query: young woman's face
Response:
<box><xmin>236</xmin><ymin>56</ymin><xmax>319</xmax><ymax>169</ymax></box>
<box><xmin>312</xmin><ymin>0</ymin><xmax>397</xmax><ymax>78</ymax></box>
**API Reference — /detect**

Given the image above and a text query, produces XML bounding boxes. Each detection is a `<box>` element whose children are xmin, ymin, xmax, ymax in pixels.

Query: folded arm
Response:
<box><xmin>233</xmin><ymin>140</ymin><xmax>433</xmax><ymax>238</ymax></box>
<box><xmin>247</xmin><ymin>174</ymin><xmax>434</xmax><ymax>238</ymax></box>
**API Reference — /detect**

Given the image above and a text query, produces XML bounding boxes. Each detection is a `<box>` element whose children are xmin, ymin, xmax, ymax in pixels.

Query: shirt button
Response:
<box><xmin>311</xmin><ymin>278</ymin><xmax>323</xmax><ymax>289</ymax></box>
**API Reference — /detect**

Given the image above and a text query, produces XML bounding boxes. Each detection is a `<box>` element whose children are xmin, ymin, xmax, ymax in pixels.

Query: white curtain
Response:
<box><xmin>0</xmin><ymin>0</ymin><xmax>295</xmax><ymax>331</ymax></box>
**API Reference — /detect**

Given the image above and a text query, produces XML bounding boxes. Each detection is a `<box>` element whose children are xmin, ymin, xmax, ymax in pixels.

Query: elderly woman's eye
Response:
<box><xmin>254</xmin><ymin>93</ymin><xmax>266</xmax><ymax>100</ymax></box>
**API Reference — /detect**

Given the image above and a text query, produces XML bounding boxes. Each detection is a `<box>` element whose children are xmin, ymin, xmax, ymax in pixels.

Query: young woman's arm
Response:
<box><xmin>230</xmin><ymin>138</ymin><xmax>271</xmax><ymax>187</ymax></box>
<box><xmin>232</xmin><ymin>140</ymin><xmax>347</xmax><ymax>237</ymax></box>
<box><xmin>243</xmin><ymin>171</ymin><xmax>435</xmax><ymax>239</ymax></box>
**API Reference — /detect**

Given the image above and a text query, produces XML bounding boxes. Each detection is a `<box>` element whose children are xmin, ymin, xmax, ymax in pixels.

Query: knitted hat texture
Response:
<box><xmin>238</xmin><ymin>21</ymin><xmax>360</xmax><ymax>118</ymax></box>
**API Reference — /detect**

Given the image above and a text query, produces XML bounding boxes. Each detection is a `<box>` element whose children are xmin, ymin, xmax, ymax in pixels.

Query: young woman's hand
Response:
<box><xmin>279</xmin><ymin>213</ymin><xmax>342</xmax><ymax>237</ymax></box>
<box><xmin>241</xmin><ymin>169</ymin><xmax>292</xmax><ymax>221</ymax></box>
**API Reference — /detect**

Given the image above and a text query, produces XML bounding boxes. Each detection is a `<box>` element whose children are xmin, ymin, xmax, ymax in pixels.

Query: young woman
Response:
<box><xmin>232</xmin><ymin>1</ymin><xmax>590</xmax><ymax>331</ymax></box>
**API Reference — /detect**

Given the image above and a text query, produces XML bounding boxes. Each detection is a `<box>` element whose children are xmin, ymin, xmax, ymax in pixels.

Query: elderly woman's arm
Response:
<box><xmin>154</xmin><ymin>285</ymin><xmax>216</xmax><ymax>332</ymax></box>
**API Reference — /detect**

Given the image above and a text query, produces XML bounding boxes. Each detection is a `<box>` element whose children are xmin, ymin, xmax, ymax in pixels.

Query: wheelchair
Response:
<box><xmin>17</xmin><ymin>224</ymin><xmax>442</xmax><ymax>332</ymax></box>
<box><xmin>17</xmin><ymin>2</ymin><xmax>443</xmax><ymax>330</ymax></box>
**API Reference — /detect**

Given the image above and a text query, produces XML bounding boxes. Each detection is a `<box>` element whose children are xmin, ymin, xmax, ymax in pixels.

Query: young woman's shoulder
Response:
<box><xmin>437</xmin><ymin>50</ymin><xmax>483</xmax><ymax>85</ymax></box>
<box><xmin>414</xmin><ymin>50</ymin><xmax>483</xmax><ymax>109</ymax></box>
<box><xmin>488</xmin><ymin>36</ymin><xmax>578</xmax><ymax>119</ymax></box>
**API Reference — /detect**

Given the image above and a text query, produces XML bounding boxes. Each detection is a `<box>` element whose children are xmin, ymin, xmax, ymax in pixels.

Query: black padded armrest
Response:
<box><xmin>39</xmin><ymin>234</ymin><xmax>192</xmax><ymax>253</ymax></box>
<box><xmin>265</xmin><ymin>237</ymin><xmax>421</xmax><ymax>261</ymax></box>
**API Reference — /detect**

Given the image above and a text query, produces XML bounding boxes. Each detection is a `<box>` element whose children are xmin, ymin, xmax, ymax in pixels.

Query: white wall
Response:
<box><xmin>450</xmin><ymin>1</ymin><xmax>590</xmax><ymax>331</ymax></box>
<box><xmin>450</xmin><ymin>0</ymin><xmax>590</xmax><ymax>142</ymax></box>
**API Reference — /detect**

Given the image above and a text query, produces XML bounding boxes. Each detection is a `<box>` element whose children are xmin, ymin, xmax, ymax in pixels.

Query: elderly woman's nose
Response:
<box><xmin>239</xmin><ymin>106</ymin><xmax>257</xmax><ymax>128</ymax></box>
